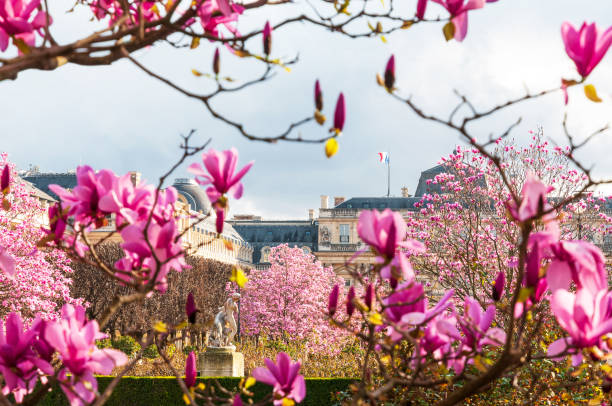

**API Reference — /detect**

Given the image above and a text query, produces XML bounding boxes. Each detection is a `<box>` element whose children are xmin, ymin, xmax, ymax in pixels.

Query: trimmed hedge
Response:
<box><xmin>39</xmin><ymin>376</ymin><xmax>356</xmax><ymax>405</ymax></box>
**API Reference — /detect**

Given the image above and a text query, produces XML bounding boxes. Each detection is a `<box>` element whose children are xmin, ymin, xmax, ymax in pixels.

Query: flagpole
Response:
<box><xmin>387</xmin><ymin>152</ymin><xmax>390</xmax><ymax>197</ymax></box>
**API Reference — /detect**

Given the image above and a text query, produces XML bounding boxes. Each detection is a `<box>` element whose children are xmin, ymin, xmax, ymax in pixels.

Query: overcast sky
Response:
<box><xmin>2</xmin><ymin>0</ymin><xmax>612</xmax><ymax>219</ymax></box>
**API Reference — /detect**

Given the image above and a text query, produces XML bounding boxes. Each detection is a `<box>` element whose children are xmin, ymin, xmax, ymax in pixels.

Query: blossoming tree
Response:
<box><xmin>0</xmin><ymin>155</ymin><xmax>83</xmax><ymax>322</ymax></box>
<box><xmin>408</xmin><ymin>130</ymin><xmax>610</xmax><ymax>304</ymax></box>
<box><xmin>238</xmin><ymin>244</ymin><xmax>347</xmax><ymax>354</ymax></box>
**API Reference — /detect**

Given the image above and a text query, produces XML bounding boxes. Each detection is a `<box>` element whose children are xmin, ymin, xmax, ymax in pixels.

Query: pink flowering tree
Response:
<box><xmin>238</xmin><ymin>244</ymin><xmax>348</xmax><ymax>354</ymax></box>
<box><xmin>407</xmin><ymin>130</ymin><xmax>610</xmax><ymax>305</ymax></box>
<box><xmin>0</xmin><ymin>154</ymin><xmax>83</xmax><ymax>321</ymax></box>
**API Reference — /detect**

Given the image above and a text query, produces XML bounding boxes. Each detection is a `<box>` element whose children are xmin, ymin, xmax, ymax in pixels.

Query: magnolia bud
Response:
<box><xmin>328</xmin><ymin>284</ymin><xmax>339</xmax><ymax>316</ymax></box>
<box><xmin>364</xmin><ymin>283</ymin><xmax>374</xmax><ymax>310</ymax></box>
<box><xmin>346</xmin><ymin>286</ymin><xmax>355</xmax><ymax>317</ymax></box>
<box><xmin>384</xmin><ymin>54</ymin><xmax>395</xmax><ymax>90</ymax></box>
<box><xmin>333</xmin><ymin>93</ymin><xmax>346</xmax><ymax>133</ymax></box>
<box><xmin>213</xmin><ymin>48</ymin><xmax>220</xmax><ymax>75</ymax></box>
<box><xmin>314</xmin><ymin>80</ymin><xmax>323</xmax><ymax>111</ymax></box>
<box><xmin>1</xmin><ymin>165</ymin><xmax>9</xmax><ymax>194</ymax></box>
<box><xmin>186</xmin><ymin>292</ymin><xmax>199</xmax><ymax>324</ymax></box>
<box><xmin>263</xmin><ymin>21</ymin><xmax>272</xmax><ymax>56</ymax></box>
<box><xmin>492</xmin><ymin>271</ymin><xmax>505</xmax><ymax>302</ymax></box>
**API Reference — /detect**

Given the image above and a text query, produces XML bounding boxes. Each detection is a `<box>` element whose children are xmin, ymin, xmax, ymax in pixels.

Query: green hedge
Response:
<box><xmin>39</xmin><ymin>376</ymin><xmax>356</xmax><ymax>406</ymax></box>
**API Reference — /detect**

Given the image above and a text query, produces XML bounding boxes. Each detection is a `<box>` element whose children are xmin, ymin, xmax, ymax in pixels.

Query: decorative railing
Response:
<box><xmin>328</xmin><ymin>243</ymin><xmax>360</xmax><ymax>252</ymax></box>
<box><xmin>319</xmin><ymin>208</ymin><xmax>359</xmax><ymax>218</ymax></box>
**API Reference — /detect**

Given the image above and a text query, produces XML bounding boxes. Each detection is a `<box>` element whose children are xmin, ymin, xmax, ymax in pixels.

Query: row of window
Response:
<box><xmin>344</xmin><ymin>202</ymin><xmax>390</xmax><ymax>209</ymax></box>
<box><xmin>260</xmin><ymin>230</ymin><xmax>312</xmax><ymax>240</ymax></box>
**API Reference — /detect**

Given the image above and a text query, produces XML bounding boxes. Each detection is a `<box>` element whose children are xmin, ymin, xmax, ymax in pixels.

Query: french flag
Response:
<box><xmin>378</xmin><ymin>152</ymin><xmax>389</xmax><ymax>164</ymax></box>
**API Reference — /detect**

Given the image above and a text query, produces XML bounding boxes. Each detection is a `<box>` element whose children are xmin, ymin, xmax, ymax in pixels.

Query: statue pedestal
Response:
<box><xmin>198</xmin><ymin>346</ymin><xmax>244</xmax><ymax>377</ymax></box>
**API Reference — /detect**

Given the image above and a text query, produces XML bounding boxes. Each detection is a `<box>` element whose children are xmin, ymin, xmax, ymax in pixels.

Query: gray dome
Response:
<box><xmin>172</xmin><ymin>178</ymin><xmax>212</xmax><ymax>213</ymax></box>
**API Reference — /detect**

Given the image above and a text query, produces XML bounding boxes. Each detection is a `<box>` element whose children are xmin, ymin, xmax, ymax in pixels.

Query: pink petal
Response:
<box><xmin>546</xmin><ymin>259</ymin><xmax>572</xmax><ymax>293</ymax></box>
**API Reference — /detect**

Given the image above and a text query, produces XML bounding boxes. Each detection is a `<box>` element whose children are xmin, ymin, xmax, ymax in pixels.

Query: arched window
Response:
<box><xmin>261</xmin><ymin>246</ymin><xmax>271</xmax><ymax>263</ymax></box>
<box><xmin>302</xmin><ymin>246</ymin><xmax>311</xmax><ymax>255</ymax></box>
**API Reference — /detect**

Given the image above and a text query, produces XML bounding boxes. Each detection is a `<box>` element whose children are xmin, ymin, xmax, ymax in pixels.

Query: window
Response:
<box><xmin>344</xmin><ymin>279</ymin><xmax>352</xmax><ymax>287</ymax></box>
<box><xmin>266</xmin><ymin>231</ymin><xmax>273</xmax><ymax>240</ymax></box>
<box><xmin>261</xmin><ymin>247</ymin><xmax>271</xmax><ymax>263</ymax></box>
<box><xmin>362</xmin><ymin>202</ymin><xmax>370</xmax><ymax>209</ymax></box>
<box><xmin>305</xmin><ymin>231</ymin><xmax>311</xmax><ymax>240</ymax></box>
<box><xmin>339</xmin><ymin>224</ymin><xmax>349</xmax><ymax>243</ymax></box>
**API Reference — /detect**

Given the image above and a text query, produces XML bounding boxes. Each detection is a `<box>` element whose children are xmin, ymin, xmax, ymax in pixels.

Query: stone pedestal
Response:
<box><xmin>198</xmin><ymin>346</ymin><xmax>244</xmax><ymax>377</ymax></box>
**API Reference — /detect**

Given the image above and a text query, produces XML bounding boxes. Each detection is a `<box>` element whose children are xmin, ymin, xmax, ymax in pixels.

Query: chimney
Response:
<box><xmin>334</xmin><ymin>196</ymin><xmax>345</xmax><ymax>206</ymax></box>
<box><xmin>129</xmin><ymin>171</ymin><xmax>141</xmax><ymax>186</ymax></box>
<box><xmin>308</xmin><ymin>209</ymin><xmax>314</xmax><ymax>220</ymax></box>
<box><xmin>320</xmin><ymin>195</ymin><xmax>329</xmax><ymax>209</ymax></box>
<box><xmin>401</xmin><ymin>186</ymin><xmax>411</xmax><ymax>198</ymax></box>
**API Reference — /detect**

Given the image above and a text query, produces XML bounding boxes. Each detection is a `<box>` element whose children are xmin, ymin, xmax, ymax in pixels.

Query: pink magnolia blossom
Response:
<box><xmin>418</xmin><ymin>314</ymin><xmax>461</xmax><ymax>363</ymax></box>
<box><xmin>91</xmin><ymin>0</ymin><xmax>159</xmax><ymax>27</ymax></box>
<box><xmin>383</xmin><ymin>283</ymin><xmax>454</xmax><ymax>341</ymax></box>
<box><xmin>561</xmin><ymin>21</ymin><xmax>612</xmax><ymax>78</ymax></box>
<box><xmin>513</xmin><ymin>278</ymin><xmax>547</xmax><ymax>319</ymax></box>
<box><xmin>197</xmin><ymin>0</ymin><xmax>244</xmax><ymax>39</ymax></box>
<box><xmin>0</xmin><ymin>314</ymin><xmax>53</xmax><ymax>402</ymax></box>
<box><xmin>358</xmin><ymin>208</ymin><xmax>424</xmax><ymax>259</ymax></box>
<box><xmin>252</xmin><ymin>352</ymin><xmax>306</xmax><ymax>406</ymax></box>
<box><xmin>547</xmin><ymin>240</ymin><xmax>607</xmax><ymax>295</ymax></box>
<box><xmin>430</xmin><ymin>0</ymin><xmax>485</xmax><ymax>41</ymax></box>
<box><xmin>188</xmin><ymin>148</ymin><xmax>253</xmax><ymax>208</ymax></box>
<box><xmin>98</xmin><ymin>173</ymin><xmax>177</xmax><ymax>227</ymax></box>
<box><xmin>115</xmin><ymin>219</ymin><xmax>188</xmax><ymax>292</ymax></box>
<box><xmin>459</xmin><ymin>297</ymin><xmax>506</xmax><ymax>351</ymax></box>
<box><xmin>0</xmin><ymin>245</ymin><xmax>15</xmax><ymax>277</ymax></box>
<box><xmin>507</xmin><ymin>172</ymin><xmax>554</xmax><ymax>222</ymax></box>
<box><xmin>548</xmin><ymin>288</ymin><xmax>612</xmax><ymax>365</ymax></box>
<box><xmin>380</xmin><ymin>251</ymin><xmax>416</xmax><ymax>287</ymax></box>
<box><xmin>383</xmin><ymin>282</ymin><xmax>425</xmax><ymax>329</ymax></box>
<box><xmin>49</xmin><ymin>166</ymin><xmax>116</xmax><ymax>226</ymax></box>
<box><xmin>0</xmin><ymin>0</ymin><xmax>51</xmax><ymax>52</ymax></box>
<box><xmin>44</xmin><ymin>304</ymin><xmax>127</xmax><ymax>406</ymax></box>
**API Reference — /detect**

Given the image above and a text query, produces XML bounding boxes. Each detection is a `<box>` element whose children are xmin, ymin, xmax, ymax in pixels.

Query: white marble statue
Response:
<box><xmin>211</xmin><ymin>293</ymin><xmax>240</xmax><ymax>347</ymax></box>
